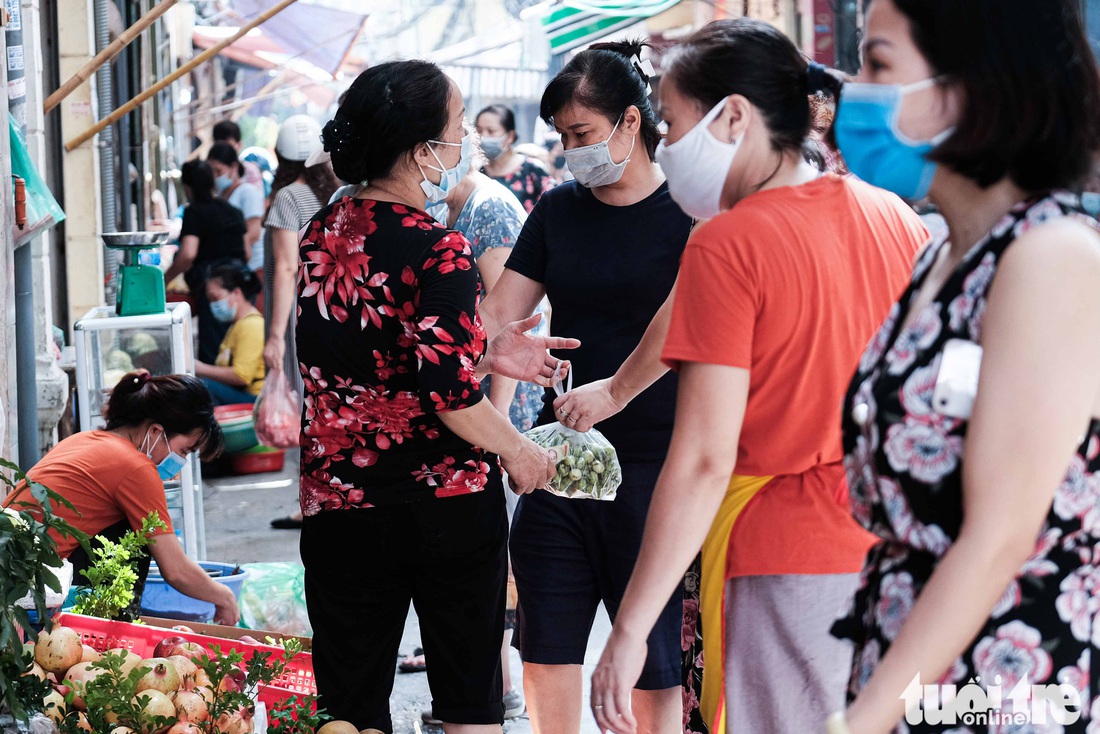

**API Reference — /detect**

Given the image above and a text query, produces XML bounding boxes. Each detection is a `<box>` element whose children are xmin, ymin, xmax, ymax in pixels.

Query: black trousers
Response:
<box><xmin>300</xmin><ymin>486</ymin><xmax>508</xmax><ymax>733</ymax></box>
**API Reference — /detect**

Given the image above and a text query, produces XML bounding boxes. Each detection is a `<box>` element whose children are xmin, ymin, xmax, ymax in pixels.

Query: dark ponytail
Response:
<box><xmin>106</xmin><ymin>371</ymin><xmax>224</xmax><ymax>458</ymax></box>
<box><xmin>180</xmin><ymin>160</ymin><xmax>216</xmax><ymax>202</ymax></box>
<box><xmin>540</xmin><ymin>39</ymin><xmax>662</xmax><ymax>160</ymax></box>
<box><xmin>665</xmin><ymin>19</ymin><xmax>843</xmax><ymax>157</ymax></box>
<box><xmin>210</xmin><ymin>263</ymin><xmax>261</xmax><ymax>302</ymax></box>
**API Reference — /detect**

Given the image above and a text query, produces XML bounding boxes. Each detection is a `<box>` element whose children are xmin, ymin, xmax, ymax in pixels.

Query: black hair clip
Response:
<box><xmin>631</xmin><ymin>54</ymin><xmax>655</xmax><ymax>94</ymax></box>
<box><xmin>806</xmin><ymin>61</ymin><xmax>829</xmax><ymax>95</ymax></box>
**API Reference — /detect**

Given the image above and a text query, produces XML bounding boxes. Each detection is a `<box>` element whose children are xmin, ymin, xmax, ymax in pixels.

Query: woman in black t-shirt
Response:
<box><xmin>164</xmin><ymin>160</ymin><xmax>247</xmax><ymax>364</ymax></box>
<box><xmin>478</xmin><ymin>40</ymin><xmax>692</xmax><ymax>734</ymax></box>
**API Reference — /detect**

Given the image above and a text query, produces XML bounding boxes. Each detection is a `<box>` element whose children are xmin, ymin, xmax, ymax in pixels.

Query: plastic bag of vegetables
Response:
<box><xmin>523</xmin><ymin>371</ymin><xmax>622</xmax><ymax>501</ymax></box>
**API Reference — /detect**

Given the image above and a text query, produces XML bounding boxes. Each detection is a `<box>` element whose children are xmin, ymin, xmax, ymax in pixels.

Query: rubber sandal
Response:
<box><xmin>398</xmin><ymin>647</ymin><xmax>426</xmax><ymax>674</ymax></box>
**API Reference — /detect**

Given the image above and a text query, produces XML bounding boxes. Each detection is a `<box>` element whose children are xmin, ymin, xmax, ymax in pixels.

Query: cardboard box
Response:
<box><xmin>140</xmin><ymin>616</ymin><xmax>312</xmax><ymax>652</ymax></box>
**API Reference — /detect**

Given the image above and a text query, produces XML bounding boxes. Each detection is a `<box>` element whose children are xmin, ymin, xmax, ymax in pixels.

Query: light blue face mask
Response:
<box><xmin>419</xmin><ymin>131</ymin><xmax>473</xmax><ymax>204</ymax></box>
<box><xmin>214</xmin><ymin>174</ymin><xmax>233</xmax><ymax>194</ymax></box>
<box><xmin>209</xmin><ymin>296</ymin><xmax>237</xmax><ymax>323</ymax></box>
<box><xmin>143</xmin><ymin>427</ymin><xmax>188</xmax><ymax>481</ymax></box>
<box><xmin>834</xmin><ymin>78</ymin><xmax>954</xmax><ymax>201</ymax></box>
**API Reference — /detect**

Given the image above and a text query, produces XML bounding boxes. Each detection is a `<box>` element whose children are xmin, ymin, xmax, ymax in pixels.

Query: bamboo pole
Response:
<box><xmin>64</xmin><ymin>0</ymin><xmax>299</xmax><ymax>152</ymax></box>
<box><xmin>44</xmin><ymin>0</ymin><xmax>178</xmax><ymax>114</ymax></box>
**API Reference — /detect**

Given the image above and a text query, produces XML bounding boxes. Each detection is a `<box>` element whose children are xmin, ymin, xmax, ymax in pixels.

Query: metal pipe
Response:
<box><xmin>14</xmin><ymin>243</ymin><xmax>41</xmax><ymax>466</ymax></box>
<box><xmin>95</xmin><ymin>0</ymin><xmax>119</xmax><ymax>305</ymax></box>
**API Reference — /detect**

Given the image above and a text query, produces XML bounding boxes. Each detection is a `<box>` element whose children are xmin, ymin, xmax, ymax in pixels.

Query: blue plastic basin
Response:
<box><xmin>139</xmin><ymin>562</ymin><xmax>248</xmax><ymax>623</ymax></box>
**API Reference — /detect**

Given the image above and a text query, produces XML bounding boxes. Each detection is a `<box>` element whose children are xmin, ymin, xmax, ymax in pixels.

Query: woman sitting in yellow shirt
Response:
<box><xmin>195</xmin><ymin>264</ymin><xmax>265</xmax><ymax>405</ymax></box>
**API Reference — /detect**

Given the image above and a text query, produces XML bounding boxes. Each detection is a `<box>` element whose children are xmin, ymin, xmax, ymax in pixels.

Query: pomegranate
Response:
<box><xmin>190</xmin><ymin>669</ymin><xmax>212</xmax><ymax>690</ymax></box>
<box><xmin>190</xmin><ymin>686</ymin><xmax>215</xmax><ymax>707</ymax></box>
<box><xmin>132</xmin><ymin>690</ymin><xmax>176</xmax><ymax>733</ymax></box>
<box><xmin>103</xmin><ymin>648</ymin><xmax>144</xmax><ymax>677</ymax></box>
<box><xmin>217</xmin><ymin>665</ymin><xmax>245</xmax><ymax>693</ymax></box>
<box><xmin>167</xmin><ymin>655</ymin><xmax>198</xmax><ymax>681</ymax></box>
<box><xmin>64</xmin><ymin>661</ymin><xmax>107</xmax><ymax>710</ymax></box>
<box><xmin>137</xmin><ymin>658</ymin><xmax>181</xmax><ymax>694</ymax></box>
<box><xmin>214</xmin><ymin>705</ymin><xmax>254</xmax><ymax>734</ymax></box>
<box><xmin>22</xmin><ymin>662</ymin><xmax>46</xmax><ymax>681</ymax></box>
<box><xmin>80</xmin><ymin>644</ymin><xmax>102</xmax><ymax>663</ymax></box>
<box><xmin>76</xmin><ymin>712</ymin><xmax>93</xmax><ymax>732</ymax></box>
<box><xmin>317</xmin><ymin>722</ymin><xmax>359</xmax><ymax>734</ymax></box>
<box><xmin>166</xmin><ymin>724</ymin><xmax>203</xmax><ymax>734</ymax></box>
<box><xmin>172</xmin><ymin>690</ymin><xmax>210</xmax><ymax>723</ymax></box>
<box><xmin>42</xmin><ymin>688</ymin><xmax>66</xmax><ymax>723</ymax></box>
<box><xmin>35</xmin><ymin>626</ymin><xmax>83</xmax><ymax>675</ymax></box>
<box><xmin>360</xmin><ymin>730</ymin><xmax>387</xmax><ymax>734</ymax></box>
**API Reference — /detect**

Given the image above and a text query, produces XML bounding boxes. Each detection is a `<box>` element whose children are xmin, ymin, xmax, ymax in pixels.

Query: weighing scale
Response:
<box><xmin>102</xmin><ymin>231</ymin><xmax>170</xmax><ymax>316</ymax></box>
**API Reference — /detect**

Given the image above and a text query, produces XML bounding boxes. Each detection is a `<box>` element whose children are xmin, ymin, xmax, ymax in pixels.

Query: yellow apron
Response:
<box><xmin>699</xmin><ymin>473</ymin><xmax>774</xmax><ymax>732</ymax></box>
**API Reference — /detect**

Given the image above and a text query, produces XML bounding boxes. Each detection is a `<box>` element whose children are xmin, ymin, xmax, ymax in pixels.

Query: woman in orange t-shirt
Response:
<box><xmin>572</xmin><ymin>20</ymin><xmax>928</xmax><ymax>734</ymax></box>
<box><xmin>3</xmin><ymin>371</ymin><xmax>239</xmax><ymax>624</ymax></box>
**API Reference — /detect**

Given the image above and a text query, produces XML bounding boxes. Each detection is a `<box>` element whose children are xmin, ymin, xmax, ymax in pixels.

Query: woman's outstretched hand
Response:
<box><xmin>552</xmin><ymin>377</ymin><xmax>626</xmax><ymax>432</ymax></box>
<box><xmin>483</xmin><ymin>313</ymin><xmax>580</xmax><ymax>386</ymax></box>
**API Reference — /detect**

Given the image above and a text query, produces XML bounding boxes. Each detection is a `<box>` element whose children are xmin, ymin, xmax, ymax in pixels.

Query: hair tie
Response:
<box><xmin>631</xmin><ymin>54</ymin><xmax>655</xmax><ymax>94</ymax></box>
<box><xmin>806</xmin><ymin>62</ymin><xmax>829</xmax><ymax>95</ymax></box>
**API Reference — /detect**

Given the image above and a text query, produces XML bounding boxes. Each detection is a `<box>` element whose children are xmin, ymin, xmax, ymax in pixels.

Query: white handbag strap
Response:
<box><xmin>552</xmin><ymin>360</ymin><xmax>573</xmax><ymax>398</ymax></box>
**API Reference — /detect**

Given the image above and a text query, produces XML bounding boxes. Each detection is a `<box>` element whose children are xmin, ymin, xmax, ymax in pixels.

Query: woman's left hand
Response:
<box><xmin>553</xmin><ymin>377</ymin><xmax>625</xmax><ymax>432</ymax></box>
<box><xmin>484</xmin><ymin>313</ymin><xmax>580</xmax><ymax>386</ymax></box>
<box><xmin>590</xmin><ymin>628</ymin><xmax>646</xmax><ymax>734</ymax></box>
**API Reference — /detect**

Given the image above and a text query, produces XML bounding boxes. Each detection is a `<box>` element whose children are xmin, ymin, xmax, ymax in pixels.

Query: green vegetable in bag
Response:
<box><xmin>522</xmin><ymin>371</ymin><xmax>623</xmax><ymax>501</ymax></box>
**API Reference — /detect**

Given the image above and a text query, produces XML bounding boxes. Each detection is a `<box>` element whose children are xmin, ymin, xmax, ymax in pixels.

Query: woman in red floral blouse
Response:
<box><xmin>296</xmin><ymin>61</ymin><xmax>574</xmax><ymax>734</ymax></box>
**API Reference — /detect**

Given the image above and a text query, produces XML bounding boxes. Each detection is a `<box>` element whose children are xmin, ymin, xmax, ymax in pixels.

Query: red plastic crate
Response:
<box><xmin>56</xmin><ymin>613</ymin><xmax>315</xmax><ymax>706</ymax></box>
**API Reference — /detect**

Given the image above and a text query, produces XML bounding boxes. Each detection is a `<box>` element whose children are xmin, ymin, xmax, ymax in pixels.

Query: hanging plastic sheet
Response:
<box><xmin>9</xmin><ymin>113</ymin><xmax>65</xmax><ymax>248</ymax></box>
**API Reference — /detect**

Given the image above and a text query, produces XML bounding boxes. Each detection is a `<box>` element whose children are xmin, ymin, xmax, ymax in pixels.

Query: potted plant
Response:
<box><xmin>0</xmin><ymin>458</ymin><xmax>87</xmax><ymax>730</ymax></box>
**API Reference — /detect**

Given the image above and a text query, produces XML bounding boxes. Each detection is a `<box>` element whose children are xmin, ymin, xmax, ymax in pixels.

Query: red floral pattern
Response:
<box><xmin>295</xmin><ymin>198</ymin><xmax>494</xmax><ymax>514</ymax></box>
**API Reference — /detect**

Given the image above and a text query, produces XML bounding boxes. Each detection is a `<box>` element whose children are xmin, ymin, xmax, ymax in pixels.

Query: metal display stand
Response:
<box><xmin>73</xmin><ymin>302</ymin><xmax>207</xmax><ymax>559</ymax></box>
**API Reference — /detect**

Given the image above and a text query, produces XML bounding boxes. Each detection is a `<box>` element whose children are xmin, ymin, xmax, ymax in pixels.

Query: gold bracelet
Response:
<box><xmin>826</xmin><ymin>712</ymin><xmax>854</xmax><ymax>734</ymax></box>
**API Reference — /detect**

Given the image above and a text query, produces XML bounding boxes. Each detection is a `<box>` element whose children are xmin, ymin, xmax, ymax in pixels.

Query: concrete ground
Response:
<box><xmin>203</xmin><ymin>457</ymin><xmax>609</xmax><ymax>734</ymax></box>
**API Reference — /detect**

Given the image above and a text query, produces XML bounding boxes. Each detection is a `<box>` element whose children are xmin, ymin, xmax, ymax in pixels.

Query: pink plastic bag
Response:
<box><xmin>252</xmin><ymin>370</ymin><xmax>300</xmax><ymax>448</ymax></box>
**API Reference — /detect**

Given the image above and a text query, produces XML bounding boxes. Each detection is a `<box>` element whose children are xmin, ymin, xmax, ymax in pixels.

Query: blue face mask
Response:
<box><xmin>834</xmin><ymin>79</ymin><xmax>954</xmax><ymax>201</ymax></box>
<box><xmin>143</xmin><ymin>428</ymin><xmax>189</xmax><ymax>481</ymax></box>
<box><xmin>419</xmin><ymin>131</ymin><xmax>473</xmax><ymax>204</ymax></box>
<box><xmin>215</xmin><ymin>174</ymin><xmax>233</xmax><ymax>194</ymax></box>
<box><xmin>209</xmin><ymin>296</ymin><xmax>237</xmax><ymax>323</ymax></box>
<box><xmin>480</xmin><ymin>135</ymin><xmax>506</xmax><ymax>161</ymax></box>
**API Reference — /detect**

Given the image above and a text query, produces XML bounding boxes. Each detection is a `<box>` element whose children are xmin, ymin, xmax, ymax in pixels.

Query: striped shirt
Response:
<box><xmin>263</xmin><ymin>183</ymin><xmax>323</xmax><ymax>388</ymax></box>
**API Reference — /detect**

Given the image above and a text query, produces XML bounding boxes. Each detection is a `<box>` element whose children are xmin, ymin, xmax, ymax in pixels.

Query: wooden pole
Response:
<box><xmin>44</xmin><ymin>0</ymin><xmax>178</xmax><ymax>114</ymax></box>
<box><xmin>64</xmin><ymin>0</ymin><xmax>299</xmax><ymax>152</ymax></box>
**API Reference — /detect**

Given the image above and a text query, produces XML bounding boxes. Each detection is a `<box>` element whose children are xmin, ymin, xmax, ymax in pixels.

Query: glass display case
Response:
<box><xmin>73</xmin><ymin>302</ymin><xmax>206</xmax><ymax>559</ymax></box>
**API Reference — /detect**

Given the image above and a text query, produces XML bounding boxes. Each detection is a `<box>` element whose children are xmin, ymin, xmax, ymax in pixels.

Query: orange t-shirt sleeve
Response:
<box><xmin>114</xmin><ymin>464</ymin><xmax>175</xmax><ymax>539</ymax></box>
<box><xmin>662</xmin><ymin>236</ymin><xmax>758</xmax><ymax>371</ymax></box>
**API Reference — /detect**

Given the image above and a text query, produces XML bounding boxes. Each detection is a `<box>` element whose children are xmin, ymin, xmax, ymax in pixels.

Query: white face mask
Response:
<box><xmin>419</xmin><ymin>131</ymin><xmax>473</xmax><ymax>204</ymax></box>
<box><xmin>654</xmin><ymin>97</ymin><xmax>741</xmax><ymax>220</ymax></box>
<box><xmin>562</xmin><ymin>115</ymin><xmax>635</xmax><ymax>189</ymax></box>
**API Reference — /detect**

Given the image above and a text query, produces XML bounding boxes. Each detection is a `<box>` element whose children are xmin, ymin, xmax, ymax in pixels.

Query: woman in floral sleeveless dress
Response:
<box><xmin>826</xmin><ymin>2</ymin><xmax>1100</xmax><ymax>734</ymax></box>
